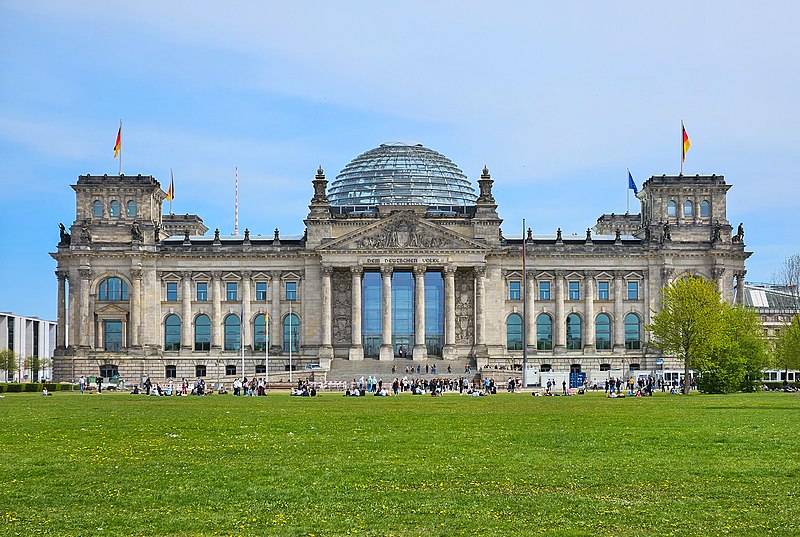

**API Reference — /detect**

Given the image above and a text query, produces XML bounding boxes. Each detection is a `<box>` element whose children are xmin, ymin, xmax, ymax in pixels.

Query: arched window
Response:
<box><xmin>536</xmin><ymin>313</ymin><xmax>553</xmax><ymax>350</ymax></box>
<box><xmin>254</xmin><ymin>314</ymin><xmax>268</xmax><ymax>351</ymax></box>
<box><xmin>109</xmin><ymin>200</ymin><xmax>120</xmax><ymax>217</ymax></box>
<box><xmin>566</xmin><ymin>313</ymin><xmax>582</xmax><ymax>350</ymax></box>
<box><xmin>99</xmin><ymin>277</ymin><xmax>128</xmax><ymax>301</ymax></box>
<box><xmin>506</xmin><ymin>313</ymin><xmax>523</xmax><ymax>350</ymax></box>
<box><xmin>595</xmin><ymin>313</ymin><xmax>611</xmax><ymax>350</ymax></box>
<box><xmin>684</xmin><ymin>200</ymin><xmax>694</xmax><ymax>216</ymax></box>
<box><xmin>93</xmin><ymin>200</ymin><xmax>103</xmax><ymax>217</ymax></box>
<box><xmin>164</xmin><ymin>314</ymin><xmax>181</xmax><ymax>351</ymax></box>
<box><xmin>99</xmin><ymin>364</ymin><xmax>118</xmax><ymax>378</ymax></box>
<box><xmin>700</xmin><ymin>200</ymin><xmax>710</xmax><ymax>217</ymax></box>
<box><xmin>126</xmin><ymin>200</ymin><xmax>137</xmax><ymax>217</ymax></box>
<box><xmin>194</xmin><ymin>314</ymin><xmax>211</xmax><ymax>351</ymax></box>
<box><xmin>283</xmin><ymin>314</ymin><xmax>299</xmax><ymax>353</ymax></box>
<box><xmin>224</xmin><ymin>314</ymin><xmax>241</xmax><ymax>351</ymax></box>
<box><xmin>625</xmin><ymin>313</ymin><xmax>641</xmax><ymax>350</ymax></box>
<box><xmin>667</xmin><ymin>200</ymin><xmax>677</xmax><ymax>217</ymax></box>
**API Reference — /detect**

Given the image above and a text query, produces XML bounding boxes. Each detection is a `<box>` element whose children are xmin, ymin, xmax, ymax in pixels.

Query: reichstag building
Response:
<box><xmin>51</xmin><ymin>142</ymin><xmax>750</xmax><ymax>384</ymax></box>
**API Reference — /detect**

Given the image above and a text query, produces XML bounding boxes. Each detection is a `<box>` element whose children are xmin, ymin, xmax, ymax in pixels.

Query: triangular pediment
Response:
<box><xmin>96</xmin><ymin>303</ymin><xmax>128</xmax><ymax>316</ymax></box>
<box><xmin>317</xmin><ymin>211</ymin><xmax>489</xmax><ymax>252</ymax></box>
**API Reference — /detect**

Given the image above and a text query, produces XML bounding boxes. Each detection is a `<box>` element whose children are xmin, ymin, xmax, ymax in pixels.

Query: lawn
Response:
<box><xmin>0</xmin><ymin>390</ymin><xmax>798</xmax><ymax>536</ymax></box>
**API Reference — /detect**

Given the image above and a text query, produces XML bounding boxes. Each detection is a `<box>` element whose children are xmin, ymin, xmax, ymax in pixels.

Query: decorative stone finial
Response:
<box><xmin>311</xmin><ymin>165</ymin><xmax>329</xmax><ymax>204</ymax></box>
<box><xmin>526</xmin><ymin>227</ymin><xmax>533</xmax><ymax>241</ymax></box>
<box><xmin>213</xmin><ymin>228</ymin><xmax>221</xmax><ymax>244</ymax></box>
<box><xmin>477</xmin><ymin>166</ymin><xmax>495</xmax><ymax>204</ymax></box>
<box><xmin>273</xmin><ymin>227</ymin><xmax>281</xmax><ymax>246</ymax></box>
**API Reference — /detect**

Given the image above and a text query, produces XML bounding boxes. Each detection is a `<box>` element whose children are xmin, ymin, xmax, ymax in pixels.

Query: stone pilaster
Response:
<box><xmin>735</xmin><ymin>270</ymin><xmax>746</xmax><ymax>304</ymax></box>
<box><xmin>242</xmin><ymin>270</ymin><xmax>252</xmax><ymax>350</ymax></box>
<box><xmin>474</xmin><ymin>266</ymin><xmax>486</xmax><ymax>345</ymax></box>
<box><xmin>712</xmin><ymin>266</ymin><xmax>726</xmax><ymax>296</ymax></box>
<box><xmin>554</xmin><ymin>270</ymin><xmax>566</xmax><ymax>352</ymax></box>
<box><xmin>56</xmin><ymin>271</ymin><xmax>67</xmax><ymax>348</ymax></box>
<box><xmin>349</xmin><ymin>266</ymin><xmax>364</xmax><ymax>360</ymax></box>
<box><xmin>211</xmin><ymin>271</ymin><xmax>222</xmax><ymax>349</ymax></box>
<box><xmin>319</xmin><ymin>266</ymin><xmax>334</xmax><ymax>359</ymax></box>
<box><xmin>613</xmin><ymin>270</ymin><xmax>625</xmax><ymax>353</ymax></box>
<box><xmin>181</xmin><ymin>271</ymin><xmax>192</xmax><ymax>349</ymax></box>
<box><xmin>443</xmin><ymin>265</ymin><xmax>457</xmax><ymax>360</ymax></box>
<box><xmin>270</xmin><ymin>272</ymin><xmax>281</xmax><ymax>351</ymax></box>
<box><xmin>584</xmin><ymin>271</ymin><xmax>595</xmax><ymax>352</ymax></box>
<box><xmin>130</xmin><ymin>268</ymin><xmax>143</xmax><ymax>348</ymax></box>
<box><xmin>413</xmin><ymin>265</ymin><xmax>427</xmax><ymax>361</ymax></box>
<box><xmin>379</xmin><ymin>265</ymin><xmax>394</xmax><ymax>361</ymax></box>
<box><xmin>78</xmin><ymin>267</ymin><xmax>91</xmax><ymax>348</ymax></box>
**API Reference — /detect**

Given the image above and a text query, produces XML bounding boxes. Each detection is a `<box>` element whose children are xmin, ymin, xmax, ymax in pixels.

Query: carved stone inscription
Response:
<box><xmin>454</xmin><ymin>269</ymin><xmax>474</xmax><ymax>344</ymax></box>
<box><xmin>332</xmin><ymin>270</ymin><xmax>352</xmax><ymax>344</ymax></box>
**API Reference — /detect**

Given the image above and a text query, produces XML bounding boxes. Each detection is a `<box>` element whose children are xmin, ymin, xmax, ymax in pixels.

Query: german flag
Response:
<box><xmin>113</xmin><ymin>125</ymin><xmax>121</xmax><ymax>158</ymax></box>
<box><xmin>682</xmin><ymin>121</ymin><xmax>691</xmax><ymax>163</ymax></box>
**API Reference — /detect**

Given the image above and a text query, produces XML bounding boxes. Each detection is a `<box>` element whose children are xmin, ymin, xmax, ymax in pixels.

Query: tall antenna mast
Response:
<box><xmin>234</xmin><ymin>165</ymin><xmax>240</xmax><ymax>235</ymax></box>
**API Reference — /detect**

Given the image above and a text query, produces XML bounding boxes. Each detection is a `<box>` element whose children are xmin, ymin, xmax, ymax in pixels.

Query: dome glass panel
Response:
<box><xmin>328</xmin><ymin>142</ymin><xmax>478</xmax><ymax>206</ymax></box>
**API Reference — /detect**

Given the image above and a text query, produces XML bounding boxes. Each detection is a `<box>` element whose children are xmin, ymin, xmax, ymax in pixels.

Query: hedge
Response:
<box><xmin>0</xmin><ymin>383</ymin><xmax>77</xmax><ymax>393</ymax></box>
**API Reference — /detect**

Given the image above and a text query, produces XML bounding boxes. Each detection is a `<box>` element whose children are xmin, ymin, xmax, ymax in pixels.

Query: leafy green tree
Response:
<box><xmin>773</xmin><ymin>314</ymin><xmax>800</xmax><ymax>377</ymax></box>
<box><xmin>28</xmin><ymin>355</ymin><xmax>41</xmax><ymax>382</ymax></box>
<box><xmin>697</xmin><ymin>305</ymin><xmax>768</xmax><ymax>393</ymax></box>
<box><xmin>647</xmin><ymin>276</ymin><xmax>725</xmax><ymax>394</ymax></box>
<box><xmin>0</xmin><ymin>349</ymin><xmax>17</xmax><ymax>382</ymax></box>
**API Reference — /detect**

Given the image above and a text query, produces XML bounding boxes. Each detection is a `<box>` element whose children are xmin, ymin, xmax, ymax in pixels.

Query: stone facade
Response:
<box><xmin>51</xmin><ymin>162</ymin><xmax>750</xmax><ymax>385</ymax></box>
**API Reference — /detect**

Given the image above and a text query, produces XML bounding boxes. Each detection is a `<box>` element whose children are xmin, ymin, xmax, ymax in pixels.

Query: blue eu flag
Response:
<box><xmin>628</xmin><ymin>171</ymin><xmax>638</xmax><ymax>195</ymax></box>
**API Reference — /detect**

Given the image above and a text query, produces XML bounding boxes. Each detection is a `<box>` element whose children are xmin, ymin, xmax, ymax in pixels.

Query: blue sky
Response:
<box><xmin>1</xmin><ymin>0</ymin><xmax>797</xmax><ymax>321</ymax></box>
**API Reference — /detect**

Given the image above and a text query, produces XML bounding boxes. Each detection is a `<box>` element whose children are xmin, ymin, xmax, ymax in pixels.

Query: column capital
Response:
<box><xmin>181</xmin><ymin>270</ymin><xmax>193</xmax><ymax>280</ymax></box>
<box><xmin>350</xmin><ymin>265</ymin><xmax>363</xmax><ymax>276</ymax></box>
<box><xmin>554</xmin><ymin>270</ymin><xmax>566</xmax><ymax>279</ymax></box>
<box><xmin>443</xmin><ymin>264</ymin><xmax>457</xmax><ymax>275</ymax></box>
<box><xmin>712</xmin><ymin>267</ymin><xmax>726</xmax><ymax>279</ymax></box>
<box><xmin>380</xmin><ymin>265</ymin><xmax>393</xmax><ymax>276</ymax></box>
<box><xmin>584</xmin><ymin>270</ymin><xmax>597</xmax><ymax>279</ymax></box>
<box><xmin>473</xmin><ymin>265</ymin><xmax>486</xmax><ymax>278</ymax></box>
<box><xmin>661</xmin><ymin>267</ymin><xmax>674</xmax><ymax>280</ymax></box>
<box><xmin>613</xmin><ymin>270</ymin><xmax>626</xmax><ymax>279</ymax></box>
<box><xmin>413</xmin><ymin>265</ymin><xmax>426</xmax><ymax>277</ymax></box>
<box><xmin>211</xmin><ymin>271</ymin><xmax>223</xmax><ymax>280</ymax></box>
<box><xmin>78</xmin><ymin>268</ymin><xmax>92</xmax><ymax>280</ymax></box>
<box><xmin>321</xmin><ymin>265</ymin><xmax>334</xmax><ymax>276</ymax></box>
<box><xmin>241</xmin><ymin>270</ymin><xmax>252</xmax><ymax>280</ymax></box>
<box><xmin>55</xmin><ymin>270</ymin><xmax>68</xmax><ymax>281</ymax></box>
<box><xmin>130</xmin><ymin>268</ymin><xmax>144</xmax><ymax>280</ymax></box>
<box><xmin>270</xmin><ymin>270</ymin><xmax>282</xmax><ymax>280</ymax></box>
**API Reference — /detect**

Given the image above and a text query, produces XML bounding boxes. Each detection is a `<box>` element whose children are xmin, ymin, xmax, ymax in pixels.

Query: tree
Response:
<box><xmin>647</xmin><ymin>276</ymin><xmax>725</xmax><ymax>394</ymax></box>
<box><xmin>697</xmin><ymin>305</ymin><xmax>768</xmax><ymax>393</ymax></box>
<box><xmin>28</xmin><ymin>355</ymin><xmax>41</xmax><ymax>382</ymax></box>
<box><xmin>0</xmin><ymin>349</ymin><xmax>17</xmax><ymax>382</ymax></box>
<box><xmin>773</xmin><ymin>314</ymin><xmax>800</xmax><ymax>376</ymax></box>
<box><xmin>773</xmin><ymin>254</ymin><xmax>800</xmax><ymax>296</ymax></box>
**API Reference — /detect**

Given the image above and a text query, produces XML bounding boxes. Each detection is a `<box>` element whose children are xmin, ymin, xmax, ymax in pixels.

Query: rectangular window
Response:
<box><xmin>286</xmin><ymin>281</ymin><xmax>297</xmax><ymax>301</ymax></box>
<box><xmin>165</xmin><ymin>365</ymin><xmax>177</xmax><ymax>378</ymax></box>
<box><xmin>225</xmin><ymin>364</ymin><xmax>237</xmax><ymax>376</ymax></box>
<box><xmin>226</xmin><ymin>282</ymin><xmax>238</xmax><ymax>301</ymax></box>
<box><xmin>256</xmin><ymin>282</ymin><xmax>268</xmax><ymax>301</ymax></box>
<box><xmin>104</xmin><ymin>320</ymin><xmax>123</xmax><ymax>351</ymax></box>
<box><xmin>166</xmin><ymin>282</ymin><xmax>178</xmax><ymax>301</ymax></box>
<box><xmin>598</xmin><ymin>281</ymin><xmax>609</xmax><ymax>300</ymax></box>
<box><xmin>196</xmin><ymin>282</ymin><xmax>208</xmax><ymax>301</ymax></box>
<box><xmin>538</xmin><ymin>281</ymin><xmax>550</xmax><ymax>300</ymax></box>
<box><xmin>509</xmin><ymin>281</ymin><xmax>521</xmax><ymax>300</ymax></box>
<box><xmin>627</xmin><ymin>281</ymin><xmax>639</xmax><ymax>300</ymax></box>
<box><xmin>569</xmin><ymin>281</ymin><xmax>580</xmax><ymax>300</ymax></box>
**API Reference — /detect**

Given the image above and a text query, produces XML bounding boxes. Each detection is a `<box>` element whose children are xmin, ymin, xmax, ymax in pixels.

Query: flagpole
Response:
<box><xmin>680</xmin><ymin>121</ymin><xmax>684</xmax><ymax>176</ymax></box>
<box><xmin>627</xmin><ymin>169</ymin><xmax>630</xmax><ymax>214</ymax></box>
<box><xmin>169</xmin><ymin>169</ymin><xmax>174</xmax><ymax>215</ymax></box>
<box><xmin>118</xmin><ymin>118</ymin><xmax>123</xmax><ymax>176</ymax></box>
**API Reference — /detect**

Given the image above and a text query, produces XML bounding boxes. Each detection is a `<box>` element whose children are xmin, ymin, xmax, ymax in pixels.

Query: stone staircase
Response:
<box><xmin>326</xmin><ymin>357</ymin><xmax>476</xmax><ymax>382</ymax></box>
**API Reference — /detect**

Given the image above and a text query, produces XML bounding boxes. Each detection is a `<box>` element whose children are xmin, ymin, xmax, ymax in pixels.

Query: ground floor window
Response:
<box><xmin>195</xmin><ymin>364</ymin><xmax>207</xmax><ymax>377</ymax></box>
<box><xmin>540</xmin><ymin>363</ymin><xmax>552</xmax><ymax>373</ymax></box>
<box><xmin>165</xmin><ymin>365</ymin><xmax>177</xmax><ymax>378</ymax></box>
<box><xmin>255</xmin><ymin>363</ymin><xmax>266</xmax><ymax>374</ymax></box>
<box><xmin>225</xmin><ymin>364</ymin><xmax>237</xmax><ymax>376</ymax></box>
<box><xmin>629</xmin><ymin>363</ymin><xmax>641</xmax><ymax>371</ymax></box>
<box><xmin>600</xmin><ymin>363</ymin><xmax>611</xmax><ymax>372</ymax></box>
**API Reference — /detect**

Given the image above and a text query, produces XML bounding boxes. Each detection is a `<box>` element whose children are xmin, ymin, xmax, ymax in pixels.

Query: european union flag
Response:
<box><xmin>628</xmin><ymin>171</ymin><xmax>638</xmax><ymax>195</ymax></box>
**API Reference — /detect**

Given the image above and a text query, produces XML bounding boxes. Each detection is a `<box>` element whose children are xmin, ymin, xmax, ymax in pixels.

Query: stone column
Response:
<box><xmin>554</xmin><ymin>271</ymin><xmax>566</xmax><ymax>351</ymax></box>
<box><xmin>413</xmin><ymin>265</ymin><xmax>427</xmax><ymax>360</ymax></box>
<box><xmin>270</xmin><ymin>272</ymin><xmax>281</xmax><ymax>350</ymax></box>
<box><xmin>78</xmin><ymin>267</ymin><xmax>91</xmax><ymax>348</ymax></box>
<box><xmin>379</xmin><ymin>265</ymin><xmax>394</xmax><ymax>361</ymax></box>
<box><xmin>475</xmin><ymin>266</ymin><xmax>486</xmax><ymax>346</ymax></box>
<box><xmin>349</xmin><ymin>266</ymin><xmax>363</xmax><ymax>360</ymax></box>
<box><xmin>525</xmin><ymin>272</ymin><xmax>536</xmax><ymax>350</ymax></box>
<box><xmin>211</xmin><ymin>272</ymin><xmax>222</xmax><ymax>349</ymax></box>
<box><xmin>584</xmin><ymin>271</ymin><xmax>595</xmax><ymax>352</ymax></box>
<box><xmin>56</xmin><ymin>271</ymin><xmax>67</xmax><ymax>348</ymax></box>
<box><xmin>713</xmin><ymin>267</ymin><xmax>726</xmax><ymax>296</ymax></box>
<box><xmin>179</xmin><ymin>272</ymin><xmax>191</xmax><ymax>349</ymax></box>
<box><xmin>319</xmin><ymin>266</ymin><xmax>334</xmax><ymax>359</ymax></box>
<box><xmin>613</xmin><ymin>270</ymin><xmax>625</xmax><ymax>353</ymax></box>
<box><xmin>130</xmin><ymin>268</ymin><xmax>142</xmax><ymax>348</ymax></box>
<box><xmin>443</xmin><ymin>265</ymin><xmax>457</xmax><ymax>360</ymax></box>
<box><xmin>241</xmin><ymin>271</ymin><xmax>252</xmax><ymax>350</ymax></box>
<box><xmin>68</xmin><ymin>268</ymin><xmax>78</xmax><ymax>349</ymax></box>
<box><xmin>735</xmin><ymin>270</ymin><xmax>746</xmax><ymax>304</ymax></box>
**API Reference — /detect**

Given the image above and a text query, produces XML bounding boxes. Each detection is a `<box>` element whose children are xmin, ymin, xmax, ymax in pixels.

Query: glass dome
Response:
<box><xmin>328</xmin><ymin>142</ymin><xmax>478</xmax><ymax>206</ymax></box>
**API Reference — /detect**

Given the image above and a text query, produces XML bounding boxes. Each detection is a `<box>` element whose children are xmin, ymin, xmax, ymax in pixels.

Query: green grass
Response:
<box><xmin>0</xmin><ymin>391</ymin><xmax>798</xmax><ymax>536</ymax></box>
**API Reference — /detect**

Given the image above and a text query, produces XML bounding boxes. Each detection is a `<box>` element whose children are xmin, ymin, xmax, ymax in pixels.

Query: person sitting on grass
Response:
<box><xmin>42</xmin><ymin>387</ymin><xmax>51</xmax><ymax>396</ymax></box>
